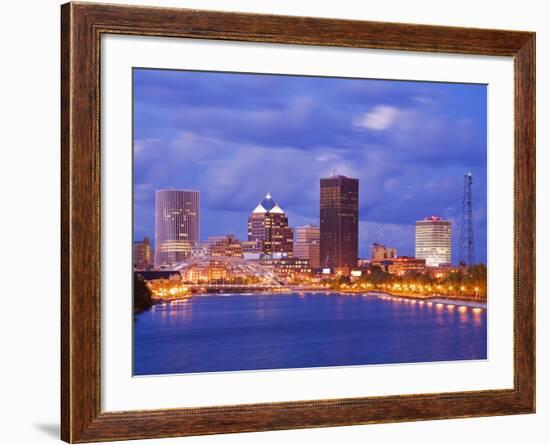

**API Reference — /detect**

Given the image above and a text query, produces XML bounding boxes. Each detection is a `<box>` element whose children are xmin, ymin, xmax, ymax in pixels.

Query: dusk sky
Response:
<box><xmin>133</xmin><ymin>68</ymin><xmax>487</xmax><ymax>264</ymax></box>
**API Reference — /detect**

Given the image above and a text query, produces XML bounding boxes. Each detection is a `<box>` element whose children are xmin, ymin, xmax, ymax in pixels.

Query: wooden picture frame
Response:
<box><xmin>61</xmin><ymin>2</ymin><xmax>535</xmax><ymax>442</ymax></box>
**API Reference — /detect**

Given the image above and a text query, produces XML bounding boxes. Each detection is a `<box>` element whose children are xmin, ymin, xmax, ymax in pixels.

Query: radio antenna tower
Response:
<box><xmin>459</xmin><ymin>173</ymin><xmax>475</xmax><ymax>267</ymax></box>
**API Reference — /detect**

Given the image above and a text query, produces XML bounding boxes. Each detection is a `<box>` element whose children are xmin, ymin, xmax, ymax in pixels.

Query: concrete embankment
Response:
<box><xmin>365</xmin><ymin>290</ymin><xmax>486</xmax><ymax>308</ymax></box>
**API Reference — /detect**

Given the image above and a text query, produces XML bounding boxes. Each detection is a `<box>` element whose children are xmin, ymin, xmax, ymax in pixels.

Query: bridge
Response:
<box><xmin>183</xmin><ymin>284</ymin><xmax>291</xmax><ymax>292</ymax></box>
<box><xmin>170</xmin><ymin>256</ymin><xmax>288</xmax><ymax>287</ymax></box>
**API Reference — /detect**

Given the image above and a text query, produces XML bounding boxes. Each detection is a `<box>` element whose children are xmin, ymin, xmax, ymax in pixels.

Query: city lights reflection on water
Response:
<box><xmin>377</xmin><ymin>296</ymin><xmax>483</xmax><ymax>318</ymax></box>
<box><xmin>134</xmin><ymin>292</ymin><xmax>487</xmax><ymax>376</ymax></box>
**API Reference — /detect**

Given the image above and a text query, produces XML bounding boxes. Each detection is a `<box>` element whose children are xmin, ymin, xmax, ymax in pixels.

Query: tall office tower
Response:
<box><xmin>133</xmin><ymin>236</ymin><xmax>152</xmax><ymax>270</ymax></box>
<box><xmin>154</xmin><ymin>189</ymin><xmax>200</xmax><ymax>268</ymax></box>
<box><xmin>415</xmin><ymin>216</ymin><xmax>452</xmax><ymax>267</ymax></box>
<box><xmin>293</xmin><ymin>225</ymin><xmax>321</xmax><ymax>269</ymax></box>
<box><xmin>248</xmin><ymin>192</ymin><xmax>294</xmax><ymax>258</ymax></box>
<box><xmin>370</xmin><ymin>243</ymin><xmax>397</xmax><ymax>260</ymax></box>
<box><xmin>320</xmin><ymin>175</ymin><xmax>359</xmax><ymax>271</ymax></box>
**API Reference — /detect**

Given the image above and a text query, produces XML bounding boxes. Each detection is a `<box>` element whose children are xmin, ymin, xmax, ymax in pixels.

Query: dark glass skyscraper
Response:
<box><xmin>320</xmin><ymin>175</ymin><xmax>359</xmax><ymax>271</ymax></box>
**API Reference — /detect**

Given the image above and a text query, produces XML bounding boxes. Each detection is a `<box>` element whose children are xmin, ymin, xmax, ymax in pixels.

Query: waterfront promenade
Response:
<box><xmin>151</xmin><ymin>285</ymin><xmax>487</xmax><ymax>310</ymax></box>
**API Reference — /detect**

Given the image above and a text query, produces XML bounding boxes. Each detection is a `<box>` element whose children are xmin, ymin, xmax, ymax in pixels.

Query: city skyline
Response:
<box><xmin>141</xmin><ymin>182</ymin><xmax>462</xmax><ymax>268</ymax></box>
<box><xmin>134</xmin><ymin>68</ymin><xmax>487</xmax><ymax>262</ymax></box>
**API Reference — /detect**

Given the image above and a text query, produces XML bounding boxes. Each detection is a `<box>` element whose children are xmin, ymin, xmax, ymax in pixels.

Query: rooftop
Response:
<box><xmin>252</xmin><ymin>192</ymin><xmax>285</xmax><ymax>214</ymax></box>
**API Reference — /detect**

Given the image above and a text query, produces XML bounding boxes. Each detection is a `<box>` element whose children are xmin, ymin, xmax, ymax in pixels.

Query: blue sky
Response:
<box><xmin>133</xmin><ymin>68</ymin><xmax>487</xmax><ymax>264</ymax></box>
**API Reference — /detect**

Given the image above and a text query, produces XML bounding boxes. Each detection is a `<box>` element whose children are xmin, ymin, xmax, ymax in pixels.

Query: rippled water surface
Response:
<box><xmin>134</xmin><ymin>292</ymin><xmax>487</xmax><ymax>375</ymax></box>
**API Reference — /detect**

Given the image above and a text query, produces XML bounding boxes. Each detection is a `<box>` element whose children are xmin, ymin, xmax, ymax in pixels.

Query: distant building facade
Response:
<box><xmin>181</xmin><ymin>261</ymin><xmax>228</xmax><ymax>283</ymax></box>
<box><xmin>370</xmin><ymin>243</ymin><xmax>397</xmax><ymax>260</ymax></box>
<box><xmin>247</xmin><ymin>193</ymin><xmax>294</xmax><ymax>258</ymax></box>
<box><xmin>320</xmin><ymin>175</ymin><xmax>359</xmax><ymax>271</ymax></box>
<box><xmin>259</xmin><ymin>257</ymin><xmax>312</xmax><ymax>280</ymax></box>
<box><xmin>190</xmin><ymin>235</ymin><xmax>244</xmax><ymax>259</ymax></box>
<box><xmin>191</xmin><ymin>242</ymin><xmax>210</xmax><ymax>259</ymax></box>
<box><xmin>415</xmin><ymin>216</ymin><xmax>452</xmax><ymax>267</ymax></box>
<box><xmin>206</xmin><ymin>235</ymin><xmax>243</xmax><ymax>258</ymax></box>
<box><xmin>386</xmin><ymin>257</ymin><xmax>426</xmax><ymax>276</ymax></box>
<box><xmin>242</xmin><ymin>240</ymin><xmax>262</xmax><ymax>260</ymax></box>
<box><xmin>133</xmin><ymin>236</ymin><xmax>152</xmax><ymax>270</ymax></box>
<box><xmin>154</xmin><ymin>189</ymin><xmax>200</xmax><ymax>268</ymax></box>
<box><xmin>293</xmin><ymin>225</ymin><xmax>320</xmax><ymax>269</ymax></box>
<box><xmin>136</xmin><ymin>270</ymin><xmax>182</xmax><ymax>298</ymax></box>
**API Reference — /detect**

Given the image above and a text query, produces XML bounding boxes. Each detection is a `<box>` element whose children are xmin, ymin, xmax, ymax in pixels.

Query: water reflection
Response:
<box><xmin>256</xmin><ymin>298</ymin><xmax>266</xmax><ymax>320</ymax></box>
<box><xmin>458</xmin><ymin>306</ymin><xmax>469</xmax><ymax>323</ymax></box>
<box><xmin>134</xmin><ymin>292</ymin><xmax>487</xmax><ymax>375</ymax></box>
<box><xmin>472</xmin><ymin>307</ymin><xmax>483</xmax><ymax>326</ymax></box>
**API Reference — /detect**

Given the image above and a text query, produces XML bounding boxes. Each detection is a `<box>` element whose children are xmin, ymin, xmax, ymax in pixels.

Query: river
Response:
<box><xmin>133</xmin><ymin>292</ymin><xmax>487</xmax><ymax>375</ymax></box>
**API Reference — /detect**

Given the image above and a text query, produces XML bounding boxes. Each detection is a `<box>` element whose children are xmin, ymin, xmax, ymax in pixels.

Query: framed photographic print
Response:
<box><xmin>61</xmin><ymin>2</ymin><xmax>535</xmax><ymax>442</ymax></box>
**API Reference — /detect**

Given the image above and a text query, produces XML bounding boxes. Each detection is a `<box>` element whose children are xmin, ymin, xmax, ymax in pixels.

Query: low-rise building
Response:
<box><xmin>372</xmin><ymin>257</ymin><xmax>426</xmax><ymax>276</ymax></box>
<box><xmin>183</xmin><ymin>265</ymin><xmax>227</xmax><ymax>282</ymax></box>
<box><xmin>259</xmin><ymin>257</ymin><xmax>312</xmax><ymax>280</ymax></box>
<box><xmin>133</xmin><ymin>237</ymin><xmax>152</xmax><ymax>270</ymax></box>
<box><xmin>191</xmin><ymin>235</ymin><xmax>244</xmax><ymax>258</ymax></box>
<box><xmin>207</xmin><ymin>235</ymin><xmax>243</xmax><ymax>258</ymax></box>
<box><xmin>427</xmin><ymin>265</ymin><xmax>461</xmax><ymax>279</ymax></box>
<box><xmin>191</xmin><ymin>242</ymin><xmax>210</xmax><ymax>259</ymax></box>
<box><xmin>370</xmin><ymin>243</ymin><xmax>397</xmax><ymax>261</ymax></box>
<box><xmin>136</xmin><ymin>271</ymin><xmax>183</xmax><ymax>298</ymax></box>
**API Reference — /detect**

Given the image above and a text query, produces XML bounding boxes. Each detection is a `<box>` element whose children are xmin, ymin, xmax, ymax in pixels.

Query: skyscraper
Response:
<box><xmin>294</xmin><ymin>225</ymin><xmax>321</xmax><ymax>269</ymax></box>
<box><xmin>320</xmin><ymin>175</ymin><xmax>359</xmax><ymax>271</ymax></box>
<box><xmin>154</xmin><ymin>189</ymin><xmax>200</xmax><ymax>268</ymax></box>
<box><xmin>415</xmin><ymin>216</ymin><xmax>452</xmax><ymax>267</ymax></box>
<box><xmin>248</xmin><ymin>192</ymin><xmax>294</xmax><ymax>258</ymax></box>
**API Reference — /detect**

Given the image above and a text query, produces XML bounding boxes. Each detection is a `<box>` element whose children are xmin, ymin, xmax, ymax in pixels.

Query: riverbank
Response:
<box><xmin>364</xmin><ymin>290</ymin><xmax>487</xmax><ymax>308</ymax></box>
<box><xmin>151</xmin><ymin>294</ymin><xmax>192</xmax><ymax>303</ymax></box>
<box><xmin>148</xmin><ymin>288</ymin><xmax>486</xmax><ymax>310</ymax></box>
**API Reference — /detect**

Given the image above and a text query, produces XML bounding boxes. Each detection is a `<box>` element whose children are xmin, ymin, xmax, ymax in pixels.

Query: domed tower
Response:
<box><xmin>247</xmin><ymin>193</ymin><xmax>294</xmax><ymax>258</ymax></box>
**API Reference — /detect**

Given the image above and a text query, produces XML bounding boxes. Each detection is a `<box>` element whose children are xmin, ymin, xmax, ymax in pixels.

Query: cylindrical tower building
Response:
<box><xmin>154</xmin><ymin>189</ymin><xmax>200</xmax><ymax>268</ymax></box>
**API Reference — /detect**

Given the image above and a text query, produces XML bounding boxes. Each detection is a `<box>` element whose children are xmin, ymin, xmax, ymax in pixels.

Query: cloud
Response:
<box><xmin>170</xmin><ymin>131</ymin><xmax>230</xmax><ymax>163</ymax></box>
<box><xmin>133</xmin><ymin>128</ymin><xmax>485</xmax><ymax>263</ymax></box>
<box><xmin>354</xmin><ymin>105</ymin><xmax>401</xmax><ymax>130</ymax></box>
<box><xmin>134</xmin><ymin>183</ymin><xmax>154</xmax><ymax>203</ymax></box>
<box><xmin>359</xmin><ymin>221</ymin><xmax>416</xmax><ymax>258</ymax></box>
<box><xmin>413</xmin><ymin>95</ymin><xmax>436</xmax><ymax>105</ymax></box>
<box><xmin>133</xmin><ymin>70</ymin><xmax>488</xmax><ymax>262</ymax></box>
<box><xmin>134</xmin><ymin>138</ymin><xmax>163</xmax><ymax>157</ymax></box>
